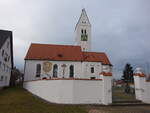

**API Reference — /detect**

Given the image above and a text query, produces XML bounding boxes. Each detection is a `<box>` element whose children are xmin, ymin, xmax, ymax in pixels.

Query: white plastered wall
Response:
<box><xmin>24</xmin><ymin>79</ymin><xmax>108</xmax><ymax>104</ymax></box>
<box><xmin>145</xmin><ymin>82</ymin><xmax>150</xmax><ymax>103</ymax></box>
<box><xmin>0</xmin><ymin>37</ymin><xmax>12</xmax><ymax>87</ymax></box>
<box><xmin>24</xmin><ymin>60</ymin><xmax>112</xmax><ymax>105</ymax></box>
<box><xmin>24</xmin><ymin>60</ymin><xmax>109</xmax><ymax>81</ymax></box>
<box><xmin>81</xmin><ymin>62</ymin><xmax>102</xmax><ymax>79</ymax></box>
<box><xmin>24</xmin><ymin>60</ymin><xmax>82</xmax><ymax>81</ymax></box>
<box><xmin>134</xmin><ymin>76</ymin><xmax>150</xmax><ymax>103</ymax></box>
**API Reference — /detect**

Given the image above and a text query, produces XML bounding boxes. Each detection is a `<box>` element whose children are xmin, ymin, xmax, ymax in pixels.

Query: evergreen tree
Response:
<box><xmin>10</xmin><ymin>67</ymin><xmax>23</xmax><ymax>87</ymax></box>
<box><xmin>122</xmin><ymin>63</ymin><xmax>134</xmax><ymax>93</ymax></box>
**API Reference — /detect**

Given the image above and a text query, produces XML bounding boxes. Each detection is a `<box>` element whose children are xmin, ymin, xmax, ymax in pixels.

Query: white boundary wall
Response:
<box><xmin>24</xmin><ymin>78</ymin><xmax>112</xmax><ymax>105</ymax></box>
<box><xmin>134</xmin><ymin>75</ymin><xmax>150</xmax><ymax>103</ymax></box>
<box><xmin>145</xmin><ymin>82</ymin><xmax>150</xmax><ymax>103</ymax></box>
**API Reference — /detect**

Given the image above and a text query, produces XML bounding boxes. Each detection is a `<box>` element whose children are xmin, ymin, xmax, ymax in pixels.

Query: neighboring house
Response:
<box><xmin>24</xmin><ymin>9</ymin><xmax>113</xmax><ymax>104</ymax></box>
<box><xmin>0</xmin><ymin>30</ymin><xmax>13</xmax><ymax>88</ymax></box>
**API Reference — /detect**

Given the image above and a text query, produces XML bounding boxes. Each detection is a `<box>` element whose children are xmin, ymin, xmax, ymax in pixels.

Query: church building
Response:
<box><xmin>24</xmin><ymin>9</ymin><xmax>113</xmax><ymax>105</ymax></box>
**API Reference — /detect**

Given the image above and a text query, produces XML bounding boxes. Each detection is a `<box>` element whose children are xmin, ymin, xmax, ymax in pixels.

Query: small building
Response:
<box><xmin>0</xmin><ymin>30</ymin><xmax>13</xmax><ymax>88</ymax></box>
<box><xmin>24</xmin><ymin>9</ymin><xmax>113</xmax><ymax>105</ymax></box>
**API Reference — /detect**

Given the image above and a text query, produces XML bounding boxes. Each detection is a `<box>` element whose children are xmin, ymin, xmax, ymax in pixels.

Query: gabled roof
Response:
<box><xmin>0</xmin><ymin>29</ymin><xmax>14</xmax><ymax>68</ymax></box>
<box><xmin>83</xmin><ymin>52</ymin><xmax>111</xmax><ymax>65</ymax></box>
<box><xmin>0</xmin><ymin>30</ymin><xmax>12</xmax><ymax>49</ymax></box>
<box><xmin>25</xmin><ymin>43</ymin><xmax>83</xmax><ymax>61</ymax></box>
<box><xmin>25</xmin><ymin>43</ymin><xmax>112</xmax><ymax>65</ymax></box>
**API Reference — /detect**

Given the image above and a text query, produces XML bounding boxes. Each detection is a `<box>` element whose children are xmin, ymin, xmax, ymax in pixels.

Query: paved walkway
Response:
<box><xmin>88</xmin><ymin>106</ymin><xmax>150</xmax><ymax>113</ymax></box>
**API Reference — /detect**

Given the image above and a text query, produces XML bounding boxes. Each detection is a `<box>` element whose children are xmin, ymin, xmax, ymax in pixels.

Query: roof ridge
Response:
<box><xmin>83</xmin><ymin>51</ymin><xmax>106</xmax><ymax>54</ymax></box>
<box><xmin>0</xmin><ymin>29</ymin><xmax>12</xmax><ymax>32</ymax></box>
<box><xmin>31</xmin><ymin>43</ymin><xmax>81</xmax><ymax>47</ymax></box>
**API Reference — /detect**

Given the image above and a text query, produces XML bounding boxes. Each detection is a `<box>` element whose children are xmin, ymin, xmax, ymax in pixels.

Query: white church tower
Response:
<box><xmin>75</xmin><ymin>9</ymin><xmax>91</xmax><ymax>51</ymax></box>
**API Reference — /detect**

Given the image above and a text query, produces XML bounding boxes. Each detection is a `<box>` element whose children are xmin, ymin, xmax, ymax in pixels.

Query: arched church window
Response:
<box><xmin>69</xmin><ymin>65</ymin><xmax>74</xmax><ymax>78</ymax></box>
<box><xmin>53</xmin><ymin>64</ymin><xmax>58</xmax><ymax>77</ymax></box>
<box><xmin>36</xmin><ymin>64</ymin><xmax>41</xmax><ymax>77</ymax></box>
<box><xmin>91</xmin><ymin>67</ymin><xmax>94</xmax><ymax>73</ymax></box>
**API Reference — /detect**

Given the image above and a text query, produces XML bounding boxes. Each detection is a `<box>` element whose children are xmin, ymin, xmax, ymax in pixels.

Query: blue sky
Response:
<box><xmin>0</xmin><ymin>0</ymin><xmax>150</xmax><ymax>78</ymax></box>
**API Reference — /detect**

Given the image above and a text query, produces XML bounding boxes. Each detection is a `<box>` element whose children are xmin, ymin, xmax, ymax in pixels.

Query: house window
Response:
<box><xmin>3</xmin><ymin>64</ymin><xmax>5</xmax><ymax>71</ymax></box>
<box><xmin>91</xmin><ymin>67</ymin><xmax>94</xmax><ymax>73</ymax></box>
<box><xmin>2</xmin><ymin>50</ymin><xmax>4</xmax><ymax>56</ymax></box>
<box><xmin>0</xmin><ymin>61</ymin><xmax>1</xmax><ymax>68</ymax></box>
<box><xmin>0</xmin><ymin>76</ymin><xmax>4</xmax><ymax>81</ymax></box>
<box><xmin>69</xmin><ymin>65</ymin><xmax>74</xmax><ymax>78</ymax></box>
<box><xmin>36</xmin><ymin>64</ymin><xmax>41</xmax><ymax>77</ymax></box>
<box><xmin>7</xmin><ymin>42</ymin><xmax>9</xmax><ymax>48</ymax></box>
<box><xmin>53</xmin><ymin>64</ymin><xmax>58</xmax><ymax>77</ymax></box>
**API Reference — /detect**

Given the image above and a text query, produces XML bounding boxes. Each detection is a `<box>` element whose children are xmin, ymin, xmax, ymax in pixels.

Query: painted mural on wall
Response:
<box><xmin>43</xmin><ymin>61</ymin><xmax>52</xmax><ymax>73</ymax></box>
<box><xmin>61</xmin><ymin>64</ymin><xmax>67</xmax><ymax>77</ymax></box>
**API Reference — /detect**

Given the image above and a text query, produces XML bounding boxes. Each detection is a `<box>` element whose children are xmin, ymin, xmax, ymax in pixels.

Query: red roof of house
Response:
<box><xmin>25</xmin><ymin>43</ymin><xmax>111</xmax><ymax>65</ymax></box>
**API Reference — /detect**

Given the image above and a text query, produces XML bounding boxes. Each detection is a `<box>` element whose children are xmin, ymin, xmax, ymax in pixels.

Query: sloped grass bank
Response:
<box><xmin>0</xmin><ymin>87</ymin><xmax>87</xmax><ymax>113</ymax></box>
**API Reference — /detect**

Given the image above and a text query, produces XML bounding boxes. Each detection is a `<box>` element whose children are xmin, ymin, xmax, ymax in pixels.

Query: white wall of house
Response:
<box><xmin>0</xmin><ymin>37</ymin><xmax>12</xmax><ymax>87</ymax></box>
<box><xmin>24</xmin><ymin>78</ymin><xmax>112</xmax><ymax>105</ymax></box>
<box><xmin>24</xmin><ymin>60</ymin><xmax>111</xmax><ymax>81</ymax></box>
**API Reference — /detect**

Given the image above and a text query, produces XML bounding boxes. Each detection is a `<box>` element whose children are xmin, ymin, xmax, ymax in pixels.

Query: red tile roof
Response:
<box><xmin>100</xmin><ymin>72</ymin><xmax>112</xmax><ymax>76</ymax></box>
<box><xmin>83</xmin><ymin>52</ymin><xmax>111</xmax><ymax>65</ymax></box>
<box><xmin>25</xmin><ymin>43</ymin><xmax>111</xmax><ymax>65</ymax></box>
<box><xmin>25</xmin><ymin>43</ymin><xmax>83</xmax><ymax>61</ymax></box>
<box><xmin>133</xmin><ymin>73</ymin><xmax>145</xmax><ymax>77</ymax></box>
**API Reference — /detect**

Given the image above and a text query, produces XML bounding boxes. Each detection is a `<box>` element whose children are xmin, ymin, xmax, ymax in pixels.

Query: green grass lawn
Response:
<box><xmin>0</xmin><ymin>87</ymin><xmax>87</xmax><ymax>113</ymax></box>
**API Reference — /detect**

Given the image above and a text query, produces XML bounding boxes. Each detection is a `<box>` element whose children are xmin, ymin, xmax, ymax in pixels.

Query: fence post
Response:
<box><xmin>134</xmin><ymin>67</ymin><xmax>147</xmax><ymax>102</ymax></box>
<box><xmin>100</xmin><ymin>70</ymin><xmax>112</xmax><ymax>105</ymax></box>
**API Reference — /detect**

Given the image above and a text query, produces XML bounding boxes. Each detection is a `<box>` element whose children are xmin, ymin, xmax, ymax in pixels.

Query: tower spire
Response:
<box><xmin>75</xmin><ymin>9</ymin><xmax>91</xmax><ymax>52</ymax></box>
